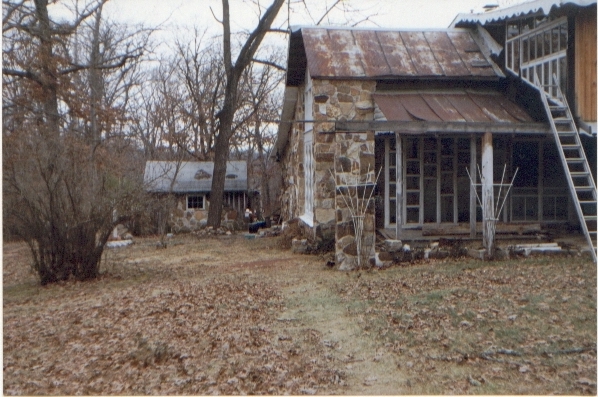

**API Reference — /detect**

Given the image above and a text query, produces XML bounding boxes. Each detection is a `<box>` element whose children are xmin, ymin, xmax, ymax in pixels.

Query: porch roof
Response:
<box><xmin>336</xmin><ymin>91</ymin><xmax>549</xmax><ymax>134</ymax></box>
<box><xmin>373</xmin><ymin>91</ymin><xmax>533</xmax><ymax>123</ymax></box>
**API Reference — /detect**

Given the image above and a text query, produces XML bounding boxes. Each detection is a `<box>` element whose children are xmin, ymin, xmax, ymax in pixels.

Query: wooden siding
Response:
<box><xmin>575</xmin><ymin>7</ymin><xmax>597</xmax><ymax>121</ymax></box>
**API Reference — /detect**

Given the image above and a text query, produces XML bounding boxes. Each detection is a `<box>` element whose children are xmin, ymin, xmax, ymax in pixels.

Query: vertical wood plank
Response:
<box><xmin>384</xmin><ymin>137</ymin><xmax>390</xmax><ymax>228</ymax></box>
<box><xmin>470</xmin><ymin>135</ymin><xmax>477</xmax><ymax>238</ymax></box>
<box><xmin>396</xmin><ymin>134</ymin><xmax>403</xmax><ymax>239</ymax></box>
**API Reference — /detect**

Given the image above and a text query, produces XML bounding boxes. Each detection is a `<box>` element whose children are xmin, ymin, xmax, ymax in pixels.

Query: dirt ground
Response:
<box><xmin>3</xmin><ymin>234</ymin><xmax>597</xmax><ymax>395</ymax></box>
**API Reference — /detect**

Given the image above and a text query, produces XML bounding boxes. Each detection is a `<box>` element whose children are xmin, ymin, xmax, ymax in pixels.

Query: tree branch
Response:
<box><xmin>2</xmin><ymin>67</ymin><xmax>42</xmax><ymax>84</ymax></box>
<box><xmin>59</xmin><ymin>53</ymin><xmax>143</xmax><ymax>75</ymax></box>
<box><xmin>252</xmin><ymin>58</ymin><xmax>286</xmax><ymax>71</ymax></box>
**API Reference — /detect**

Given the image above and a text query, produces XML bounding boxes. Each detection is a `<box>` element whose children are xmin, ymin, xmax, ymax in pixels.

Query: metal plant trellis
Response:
<box><xmin>467</xmin><ymin>164</ymin><xmax>518</xmax><ymax>258</ymax></box>
<box><xmin>331</xmin><ymin>165</ymin><xmax>382</xmax><ymax>269</ymax></box>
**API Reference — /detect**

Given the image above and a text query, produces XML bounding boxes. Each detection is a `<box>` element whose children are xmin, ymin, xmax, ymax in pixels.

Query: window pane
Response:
<box><xmin>424</xmin><ymin>165</ymin><xmax>437</xmax><ymax>177</ymax></box>
<box><xmin>441</xmin><ymin>174</ymin><xmax>454</xmax><ymax>194</ymax></box>
<box><xmin>441</xmin><ymin>138</ymin><xmax>454</xmax><ymax>155</ymax></box>
<box><xmin>512</xmin><ymin>196</ymin><xmax>525</xmax><ymax>220</ymax></box>
<box><xmin>522</xmin><ymin>38</ymin><xmax>529</xmax><ymax>63</ymax></box>
<box><xmin>423</xmin><ymin>137</ymin><xmax>437</xmax><ymax>151</ymax></box>
<box><xmin>560</xmin><ymin>24</ymin><xmax>567</xmax><ymax>52</ymax></box>
<box><xmin>405</xmin><ymin>138</ymin><xmax>419</xmax><ymax>159</ymax></box>
<box><xmin>423</xmin><ymin>179</ymin><xmax>437</xmax><ymax>223</ymax></box>
<box><xmin>406</xmin><ymin>208</ymin><xmax>419</xmax><ymax>223</ymax></box>
<box><xmin>188</xmin><ymin>195</ymin><xmax>204</xmax><ymax>209</ymax></box>
<box><xmin>389</xmin><ymin>199</ymin><xmax>396</xmax><ymax>224</ymax></box>
<box><xmin>406</xmin><ymin>160</ymin><xmax>420</xmax><ymax>175</ymax></box>
<box><xmin>441</xmin><ymin>157</ymin><xmax>453</xmax><ymax>171</ymax></box>
<box><xmin>407</xmin><ymin>192</ymin><xmax>419</xmax><ymax>205</ymax></box>
<box><xmin>555</xmin><ymin>196</ymin><xmax>568</xmax><ymax>220</ymax></box>
<box><xmin>441</xmin><ymin>196</ymin><xmax>454</xmax><ymax>222</ymax></box>
<box><xmin>424</xmin><ymin>151</ymin><xmax>437</xmax><ymax>164</ymax></box>
<box><xmin>552</xmin><ymin>27</ymin><xmax>559</xmax><ymax>54</ymax></box>
<box><xmin>406</xmin><ymin>177</ymin><xmax>419</xmax><ymax>190</ymax></box>
<box><xmin>543</xmin><ymin>196</ymin><xmax>555</xmax><ymax>219</ymax></box>
<box><xmin>525</xmin><ymin>196</ymin><xmax>538</xmax><ymax>220</ymax></box>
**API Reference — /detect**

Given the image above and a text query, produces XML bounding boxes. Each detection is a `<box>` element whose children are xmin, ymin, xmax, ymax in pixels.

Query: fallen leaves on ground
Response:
<box><xmin>337</xmin><ymin>256</ymin><xmax>597</xmax><ymax>394</ymax></box>
<box><xmin>3</xmin><ymin>238</ymin><xmax>345</xmax><ymax>395</ymax></box>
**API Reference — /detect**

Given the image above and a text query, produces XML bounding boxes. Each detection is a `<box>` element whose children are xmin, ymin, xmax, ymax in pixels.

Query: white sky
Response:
<box><xmin>94</xmin><ymin>0</ymin><xmax>490</xmax><ymax>55</ymax></box>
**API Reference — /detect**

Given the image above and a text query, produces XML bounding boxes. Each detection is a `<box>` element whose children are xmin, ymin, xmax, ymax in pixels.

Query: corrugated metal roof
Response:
<box><xmin>373</xmin><ymin>91</ymin><xmax>533</xmax><ymax>123</ymax></box>
<box><xmin>144</xmin><ymin>161</ymin><xmax>247</xmax><ymax>193</ymax></box>
<box><xmin>299</xmin><ymin>27</ymin><xmax>502</xmax><ymax>80</ymax></box>
<box><xmin>451</xmin><ymin>0</ymin><xmax>596</xmax><ymax>26</ymax></box>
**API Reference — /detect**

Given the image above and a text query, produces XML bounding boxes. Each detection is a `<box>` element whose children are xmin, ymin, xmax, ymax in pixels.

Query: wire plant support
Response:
<box><xmin>467</xmin><ymin>164</ymin><xmax>518</xmax><ymax>258</ymax></box>
<box><xmin>331</xmin><ymin>165</ymin><xmax>382</xmax><ymax>269</ymax></box>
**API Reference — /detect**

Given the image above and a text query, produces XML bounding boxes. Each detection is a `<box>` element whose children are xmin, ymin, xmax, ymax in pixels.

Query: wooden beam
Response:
<box><xmin>482</xmin><ymin>132</ymin><xmax>494</xmax><ymax>257</ymax></box>
<box><xmin>396</xmin><ymin>135</ymin><xmax>403</xmax><ymax>239</ymax></box>
<box><xmin>422</xmin><ymin>223</ymin><xmax>541</xmax><ymax>236</ymax></box>
<box><xmin>470</xmin><ymin>135</ymin><xmax>477</xmax><ymax>238</ymax></box>
<box><xmin>334</xmin><ymin>120</ymin><xmax>550</xmax><ymax>134</ymax></box>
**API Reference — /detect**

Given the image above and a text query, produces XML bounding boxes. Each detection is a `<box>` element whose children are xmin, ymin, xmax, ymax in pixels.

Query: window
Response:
<box><xmin>505</xmin><ymin>16</ymin><xmax>567</xmax><ymax>95</ymax></box>
<box><xmin>187</xmin><ymin>195</ymin><xmax>205</xmax><ymax>210</ymax></box>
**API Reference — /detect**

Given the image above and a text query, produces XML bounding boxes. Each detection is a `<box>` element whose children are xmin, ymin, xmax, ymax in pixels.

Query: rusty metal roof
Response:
<box><xmin>373</xmin><ymin>91</ymin><xmax>533</xmax><ymax>123</ymax></box>
<box><xmin>293</xmin><ymin>27</ymin><xmax>502</xmax><ymax>82</ymax></box>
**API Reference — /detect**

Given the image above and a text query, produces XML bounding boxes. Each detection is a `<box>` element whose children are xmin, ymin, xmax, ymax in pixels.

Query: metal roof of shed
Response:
<box><xmin>451</xmin><ymin>0</ymin><xmax>596</xmax><ymax>27</ymax></box>
<box><xmin>373</xmin><ymin>91</ymin><xmax>533</xmax><ymax>123</ymax></box>
<box><xmin>144</xmin><ymin>161</ymin><xmax>247</xmax><ymax>193</ymax></box>
<box><xmin>286</xmin><ymin>27</ymin><xmax>504</xmax><ymax>85</ymax></box>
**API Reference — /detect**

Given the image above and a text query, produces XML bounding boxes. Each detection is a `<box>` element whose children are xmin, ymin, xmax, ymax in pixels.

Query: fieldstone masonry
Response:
<box><xmin>279</xmin><ymin>77</ymin><xmax>377</xmax><ymax>269</ymax></box>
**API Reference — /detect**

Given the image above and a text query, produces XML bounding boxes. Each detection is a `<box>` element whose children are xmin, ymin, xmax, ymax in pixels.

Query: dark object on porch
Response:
<box><xmin>248</xmin><ymin>221</ymin><xmax>267</xmax><ymax>233</ymax></box>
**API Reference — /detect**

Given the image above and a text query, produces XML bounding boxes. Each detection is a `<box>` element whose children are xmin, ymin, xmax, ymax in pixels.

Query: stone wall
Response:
<box><xmin>334</xmin><ymin>132</ymin><xmax>376</xmax><ymax>270</ymax></box>
<box><xmin>171</xmin><ymin>196</ymin><xmax>208</xmax><ymax>233</ymax></box>
<box><xmin>278</xmin><ymin>77</ymin><xmax>376</xmax><ymax>265</ymax></box>
<box><xmin>169</xmin><ymin>196</ymin><xmax>242</xmax><ymax>233</ymax></box>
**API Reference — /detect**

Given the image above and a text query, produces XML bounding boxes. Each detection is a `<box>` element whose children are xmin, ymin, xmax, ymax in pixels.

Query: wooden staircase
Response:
<box><xmin>535</xmin><ymin>74</ymin><xmax>597</xmax><ymax>262</ymax></box>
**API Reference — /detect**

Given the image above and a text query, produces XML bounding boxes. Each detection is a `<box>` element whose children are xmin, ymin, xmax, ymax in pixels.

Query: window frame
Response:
<box><xmin>186</xmin><ymin>194</ymin><xmax>206</xmax><ymax>210</ymax></box>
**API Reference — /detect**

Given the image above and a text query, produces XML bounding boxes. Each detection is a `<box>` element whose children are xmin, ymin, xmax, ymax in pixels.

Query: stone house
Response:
<box><xmin>272</xmin><ymin>0</ymin><xmax>597</xmax><ymax>268</ymax></box>
<box><xmin>144</xmin><ymin>161</ymin><xmax>250</xmax><ymax>232</ymax></box>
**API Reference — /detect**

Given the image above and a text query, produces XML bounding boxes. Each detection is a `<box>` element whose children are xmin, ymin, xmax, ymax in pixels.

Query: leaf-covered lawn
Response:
<box><xmin>3</xmin><ymin>235</ymin><xmax>596</xmax><ymax>395</ymax></box>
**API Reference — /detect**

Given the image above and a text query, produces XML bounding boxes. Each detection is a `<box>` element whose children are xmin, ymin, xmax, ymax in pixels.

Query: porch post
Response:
<box><xmin>469</xmin><ymin>135</ymin><xmax>477</xmax><ymax>238</ymax></box>
<box><xmin>396</xmin><ymin>134</ymin><xmax>403</xmax><ymax>240</ymax></box>
<box><xmin>482</xmin><ymin>132</ymin><xmax>495</xmax><ymax>258</ymax></box>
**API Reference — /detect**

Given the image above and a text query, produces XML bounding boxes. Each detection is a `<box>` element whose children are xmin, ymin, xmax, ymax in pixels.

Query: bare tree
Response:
<box><xmin>2</xmin><ymin>0</ymin><xmax>149</xmax><ymax>284</ymax></box>
<box><xmin>207</xmin><ymin>0</ymin><xmax>286</xmax><ymax>228</ymax></box>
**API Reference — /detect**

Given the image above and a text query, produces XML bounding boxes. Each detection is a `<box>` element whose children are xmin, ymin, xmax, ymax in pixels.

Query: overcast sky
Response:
<box><xmin>73</xmin><ymin>0</ymin><xmax>491</xmax><ymax>57</ymax></box>
<box><xmin>99</xmin><ymin>0</ymin><xmax>488</xmax><ymax>30</ymax></box>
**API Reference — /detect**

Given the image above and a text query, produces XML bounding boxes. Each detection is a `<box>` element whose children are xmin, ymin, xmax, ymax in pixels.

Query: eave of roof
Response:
<box><xmin>450</xmin><ymin>0</ymin><xmax>596</xmax><ymax>27</ymax></box>
<box><xmin>144</xmin><ymin>161</ymin><xmax>248</xmax><ymax>193</ymax></box>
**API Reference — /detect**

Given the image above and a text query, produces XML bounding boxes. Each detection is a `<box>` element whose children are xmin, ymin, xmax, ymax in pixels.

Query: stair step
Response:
<box><xmin>579</xmin><ymin>200</ymin><xmax>598</xmax><ymax>206</ymax></box>
<box><xmin>566</xmin><ymin>157</ymin><xmax>586</xmax><ymax>163</ymax></box>
<box><xmin>571</xmin><ymin>171</ymin><xmax>591</xmax><ymax>176</ymax></box>
<box><xmin>575</xmin><ymin>186</ymin><xmax>597</xmax><ymax>193</ymax></box>
<box><xmin>561</xmin><ymin>144</ymin><xmax>581</xmax><ymax>149</ymax></box>
<box><xmin>584</xmin><ymin>216</ymin><xmax>597</xmax><ymax>221</ymax></box>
